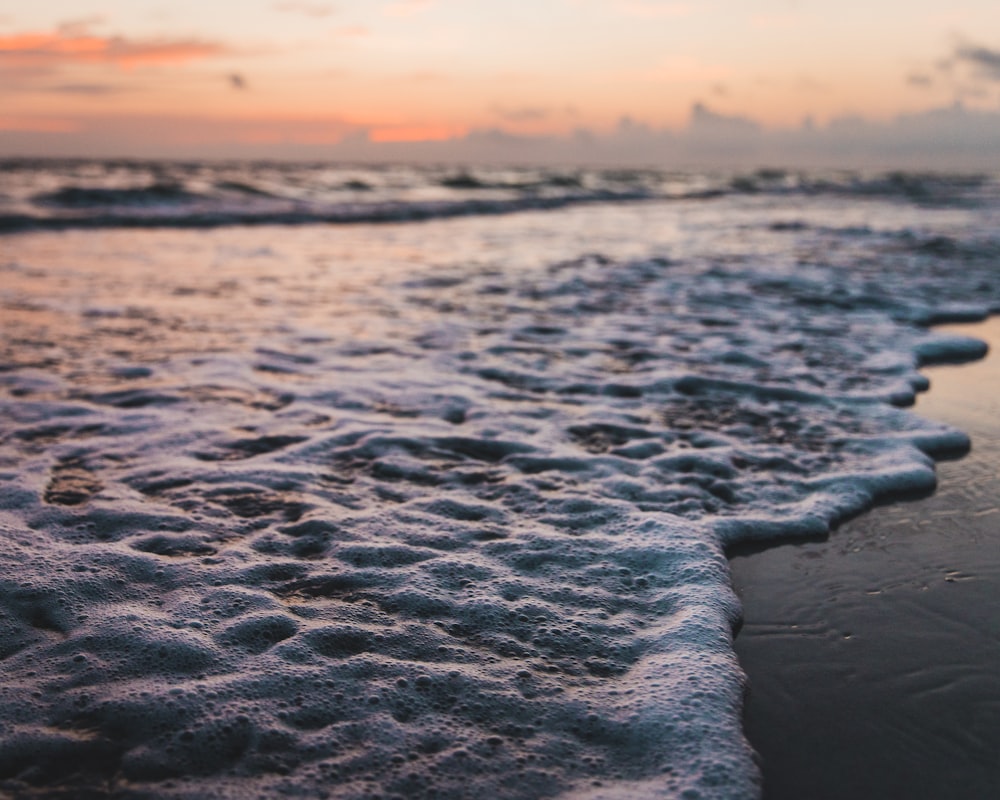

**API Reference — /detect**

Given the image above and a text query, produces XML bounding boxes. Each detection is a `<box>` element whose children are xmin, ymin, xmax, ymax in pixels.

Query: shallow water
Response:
<box><xmin>731</xmin><ymin>317</ymin><xmax>1000</xmax><ymax>800</ymax></box>
<box><xmin>1</xmin><ymin>166</ymin><xmax>999</xmax><ymax>798</ymax></box>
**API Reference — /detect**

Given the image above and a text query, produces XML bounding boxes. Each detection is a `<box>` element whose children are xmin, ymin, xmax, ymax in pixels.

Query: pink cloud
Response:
<box><xmin>0</xmin><ymin>115</ymin><xmax>79</xmax><ymax>132</ymax></box>
<box><xmin>0</xmin><ymin>29</ymin><xmax>227</xmax><ymax>69</ymax></box>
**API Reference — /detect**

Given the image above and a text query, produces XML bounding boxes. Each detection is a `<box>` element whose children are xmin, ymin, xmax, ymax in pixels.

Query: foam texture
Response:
<box><xmin>2</xmin><ymin>172</ymin><xmax>999</xmax><ymax>798</ymax></box>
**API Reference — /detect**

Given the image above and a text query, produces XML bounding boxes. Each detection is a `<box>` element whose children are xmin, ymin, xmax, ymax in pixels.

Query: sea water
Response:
<box><xmin>0</xmin><ymin>161</ymin><xmax>998</xmax><ymax>798</ymax></box>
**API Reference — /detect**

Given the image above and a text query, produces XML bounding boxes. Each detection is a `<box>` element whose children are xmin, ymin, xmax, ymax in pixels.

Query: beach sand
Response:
<box><xmin>730</xmin><ymin>317</ymin><xmax>1000</xmax><ymax>800</ymax></box>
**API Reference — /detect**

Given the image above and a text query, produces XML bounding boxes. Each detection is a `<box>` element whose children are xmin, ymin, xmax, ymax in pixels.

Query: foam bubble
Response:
<box><xmin>2</xmin><ymin>178</ymin><xmax>998</xmax><ymax>797</ymax></box>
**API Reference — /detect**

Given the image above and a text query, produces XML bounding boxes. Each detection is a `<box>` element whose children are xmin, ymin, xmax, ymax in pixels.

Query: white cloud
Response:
<box><xmin>273</xmin><ymin>2</ymin><xmax>337</xmax><ymax>18</ymax></box>
<box><xmin>332</xmin><ymin>25</ymin><xmax>370</xmax><ymax>38</ymax></box>
<box><xmin>383</xmin><ymin>0</ymin><xmax>437</xmax><ymax>18</ymax></box>
<box><xmin>638</xmin><ymin>55</ymin><xmax>732</xmax><ymax>84</ymax></box>
<box><xmin>953</xmin><ymin>41</ymin><xmax>1000</xmax><ymax>81</ymax></box>
<box><xmin>613</xmin><ymin>1</ymin><xmax>694</xmax><ymax>18</ymax></box>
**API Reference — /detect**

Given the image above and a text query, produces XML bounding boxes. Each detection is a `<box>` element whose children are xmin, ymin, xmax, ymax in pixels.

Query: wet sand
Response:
<box><xmin>730</xmin><ymin>316</ymin><xmax>1000</xmax><ymax>800</ymax></box>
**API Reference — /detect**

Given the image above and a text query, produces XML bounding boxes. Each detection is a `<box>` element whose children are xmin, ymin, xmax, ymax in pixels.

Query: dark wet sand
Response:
<box><xmin>730</xmin><ymin>317</ymin><xmax>1000</xmax><ymax>800</ymax></box>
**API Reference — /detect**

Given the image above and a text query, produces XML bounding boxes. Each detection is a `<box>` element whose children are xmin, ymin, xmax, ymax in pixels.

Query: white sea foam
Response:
<box><xmin>1</xmin><ymin>173</ymin><xmax>999</xmax><ymax>798</ymax></box>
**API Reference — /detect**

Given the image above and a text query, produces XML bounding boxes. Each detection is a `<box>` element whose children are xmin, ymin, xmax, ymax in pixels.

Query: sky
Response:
<box><xmin>2</xmin><ymin>0</ymin><xmax>1000</xmax><ymax>165</ymax></box>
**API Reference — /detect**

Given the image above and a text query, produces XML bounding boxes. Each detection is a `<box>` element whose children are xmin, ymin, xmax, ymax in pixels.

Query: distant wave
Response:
<box><xmin>0</xmin><ymin>191</ymin><xmax>654</xmax><ymax>233</ymax></box>
<box><xmin>0</xmin><ymin>160</ymin><xmax>994</xmax><ymax>234</ymax></box>
<box><xmin>727</xmin><ymin>169</ymin><xmax>994</xmax><ymax>203</ymax></box>
<box><xmin>34</xmin><ymin>182</ymin><xmax>203</xmax><ymax>209</ymax></box>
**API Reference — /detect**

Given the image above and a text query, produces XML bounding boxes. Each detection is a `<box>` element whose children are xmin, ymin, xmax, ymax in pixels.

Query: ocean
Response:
<box><xmin>1</xmin><ymin>160</ymin><xmax>998</xmax><ymax>799</ymax></box>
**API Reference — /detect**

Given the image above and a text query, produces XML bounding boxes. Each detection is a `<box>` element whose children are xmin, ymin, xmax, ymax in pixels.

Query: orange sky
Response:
<box><xmin>2</xmin><ymin>1</ymin><xmax>1000</xmax><ymax>158</ymax></box>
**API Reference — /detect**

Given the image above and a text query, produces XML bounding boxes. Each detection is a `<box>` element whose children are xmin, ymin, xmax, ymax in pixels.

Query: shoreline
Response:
<box><xmin>730</xmin><ymin>316</ymin><xmax>1000</xmax><ymax>799</ymax></box>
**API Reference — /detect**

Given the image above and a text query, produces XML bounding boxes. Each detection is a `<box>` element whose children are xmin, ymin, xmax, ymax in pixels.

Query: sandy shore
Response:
<box><xmin>730</xmin><ymin>316</ymin><xmax>1000</xmax><ymax>800</ymax></box>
